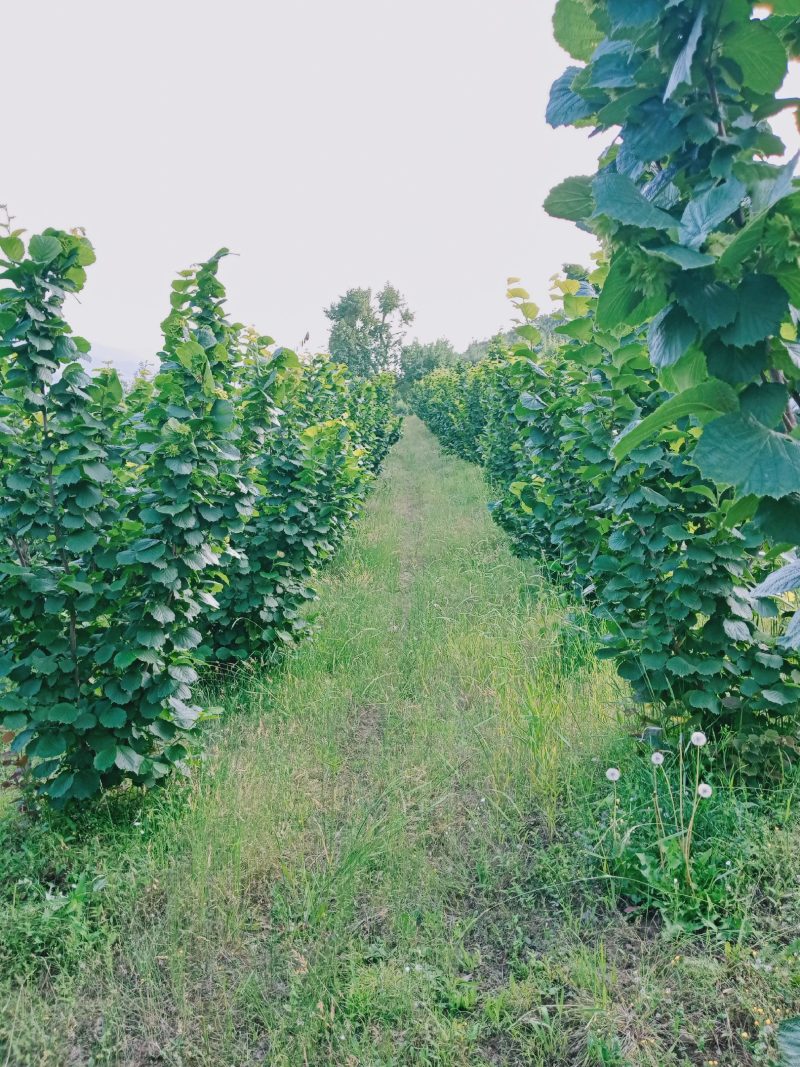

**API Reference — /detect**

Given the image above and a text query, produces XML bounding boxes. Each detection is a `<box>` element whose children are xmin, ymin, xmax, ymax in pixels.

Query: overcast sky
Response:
<box><xmin>5</xmin><ymin>2</ymin><xmax>799</xmax><ymax>378</ymax></box>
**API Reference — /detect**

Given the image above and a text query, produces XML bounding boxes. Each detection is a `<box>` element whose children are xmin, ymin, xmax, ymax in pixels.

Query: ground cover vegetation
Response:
<box><xmin>3</xmin><ymin>421</ymin><xmax>800</xmax><ymax>1067</ymax></box>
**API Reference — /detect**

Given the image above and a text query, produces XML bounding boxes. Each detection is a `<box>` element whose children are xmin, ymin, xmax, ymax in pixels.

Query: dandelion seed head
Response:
<box><xmin>606</xmin><ymin>767</ymin><xmax>621</xmax><ymax>782</ymax></box>
<box><xmin>690</xmin><ymin>731</ymin><xmax>707</xmax><ymax>747</ymax></box>
<box><xmin>698</xmin><ymin>783</ymin><xmax>713</xmax><ymax>799</ymax></box>
<box><xmin>651</xmin><ymin>752</ymin><xmax>665</xmax><ymax>766</ymax></box>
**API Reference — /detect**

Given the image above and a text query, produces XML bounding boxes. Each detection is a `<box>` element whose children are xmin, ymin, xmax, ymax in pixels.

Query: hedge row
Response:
<box><xmin>412</xmin><ymin>276</ymin><xmax>799</xmax><ymax>778</ymax></box>
<box><xmin>0</xmin><ymin>229</ymin><xmax>401</xmax><ymax>804</ymax></box>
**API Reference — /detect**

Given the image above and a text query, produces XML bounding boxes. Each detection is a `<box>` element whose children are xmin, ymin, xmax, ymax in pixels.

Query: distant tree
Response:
<box><xmin>399</xmin><ymin>338</ymin><xmax>457</xmax><ymax>387</ymax></box>
<box><xmin>460</xmin><ymin>330</ymin><xmax>515</xmax><ymax>364</ymax></box>
<box><xmin>325</xmin><ymin>284</ymin><xmax>414</xmax><ymax>377</ymax></box>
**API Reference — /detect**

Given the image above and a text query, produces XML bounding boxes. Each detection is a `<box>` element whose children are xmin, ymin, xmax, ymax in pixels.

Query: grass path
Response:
<box><xmin>7</xmin><ymin>418</ymin><xmax>793</xmax><ymax>1066</ymax></box>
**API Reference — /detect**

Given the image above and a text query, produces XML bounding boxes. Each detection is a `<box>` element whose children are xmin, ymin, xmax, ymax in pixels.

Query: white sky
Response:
<box><xmin>5</xmin><ymin>1</ymin><xmax>799</xmax><ymax>378</ymax></box>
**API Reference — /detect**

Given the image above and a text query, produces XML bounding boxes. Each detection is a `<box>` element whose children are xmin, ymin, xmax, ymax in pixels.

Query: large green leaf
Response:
<box><xmin>752</xmin><ymin>561</ymin><xmax>800</xmax><ymax>597</ymax></box>
<box><xmin>665</xmin><ymin>9</ymin><xmax>705</xmax><ymax>99</ymax></box>
<box><xmin>678</xmin><ymin>179</ymin><xmax>746</xmax><ymax>248</ymax></box>
<box><xmin>674</xmin><ymin>278</ymin><xmax>738</xmax><ymax>331</ymax></box>
<box><xmin>724</xmin><ymin>18</ymin><xmax>788</xmax><ymax>95</ymax></box>
<box><xmin>706</xmin><ymin>340</ymin><xmax>767</xmax><ymax>385</ymax></box>
<box><xmin>544</xmin><ymin>176</ymin><xmax>595</xmax><ymax>222</ymax></box>
<box><xmin>65</xmin><ymin>529</ymin><xmax>100</xmax><ymax>553</ymax></box>
<box><xmin>593</xmin><ymin>172</ymin><xmax>676</xmax><ymax>231</ymax></box>
<box><xmin>643</xmin><ymin>243</ymin><xmax>715</xmax><ymax>270</ymax></box>
<box><xmin>553</xmin><ymin>0</ymin><xmax>602</xmax><ymax>62</ymax></box>
<box><xmin>28</xmin><ymin>234</ymin><xmax>63</xmax><ymax>264</ymax></box>
<box><xmin>648</xmin><ymin>305</ymin><xmax>698</xmax><ymax>369</ymax></box>
<box><xmin>547</xmin><ymin>67</ymin><xmax>596</xmax><ymax>127</ymax></box>
<box><xmin>0</xmin><ymin>235</ymin><xmax>24</xmax><ymax>262</ymax></box>
<box><xmin>115</xmin><ymin>747</ymin><xmax>144</xmax><ymax>774</ymax></box>
<box><xmin>755</xmin><ymin>495</ymin><xmax>800</xmax><ymax>543</ymax></box>
<box><xmin>612</xmin><ymin>380</ymin><xmax>739</xmax><ymax>460</ymax></box>
<box><xmin>694</xmin><ymin>413</ymin><xmax>800</xmax><ymax>498</ymax></box>
<box><xmin>740</xmin><ymin>382</ymin><xmax>787</xmax><ymax>428</ymax></box>
<box><xmin>720</xmin><ymin>274</ymin><xmax>789</xmax><ymax>347</ymax></box>
<box><xmin>594</xmin><ymin>258</ymin><xmax>635</xmax><ymax>330</ymax></box>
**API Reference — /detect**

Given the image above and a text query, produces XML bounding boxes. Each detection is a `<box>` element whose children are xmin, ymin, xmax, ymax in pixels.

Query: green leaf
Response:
<box><xmin>687</xmin><ymin>690</ymin><xmax>718</xmax><ymax>711</ymax></box>
<box><xmin>99</xmin><ymin>707</ymin><xmax>126</xmax><ymax>728</ymax></box>
<box><xmin>211</xmin><ymin>398</ymin><xmax>235</xmax><ymax>431</ymax></box>
<box><xmin>32</xmin><ymin>732</ymin><xmax>68</xmax><ymax>758</ymax></box>
<box><xmin>544</xmin><ymin>175</ymin><xmax>595</xmax><ymax>222</ymax></box>
<box><xmin>552</xmin><ymin>0</ymin><xmax>601</xmax><ymax>62</ymax></box>
<box><xmin>547</xmin><ymin>67</ymin><xmax>596</xmax><ymax>127</ymax></box>
<box><xmin>740</xmin><ymin>382</ymin><xmax>787</xmax><ymax>428</ymax></box>
<box><xmin>724</xmin><ymin>18</ymin><xmax>788</xmax><ymax>95</ymax></box>
<box><xmin>83</xmin><ymin>461</ymin><xmax>113</xmax><ymax>483</ymax></box>
<box><xmin>44</xmin><ymin>773</ymin><xmax>75</xmax><ymax>799</ymax></box>
<box><xmin>720</xmin><ymin>274</ymin><xmax>789</xmax><ymax>347</ymax></box>
<box><xmin>115</xmin><ymin>746</ymin><xmax>144</xmax><ymax>774</ymax></box>
<box><xmin>724</xmin><ymin>619</ymin><xmax>751</xmax><ymax>642</ymax></box>
<box><xmin>706</xmin><ymin>340</ymin><xmax>767</xmax><ymax>385</ymax></box>
<box><xmin>28</xmin><ymin>235</ymin><xmax>63</xmax><ymax>264</ymax></box>
<box><xmin>694</xmin><ymin>413</ymin><xmax>800</xmax><ymax>498</ymax></box>
<box><xmin>755</xmin><ymin>495</ymin><xmax>800</xmax><ymax>543</ymax></box>
<box><xmin>76</xmin><ymin>484</ymin><xmax>102</xmax><ymax>509</ymax></box>
<box><xmin>642</xmin><ymin>243</ymin><xmax>715</xmax><ymax>270</ymax></box>
<box><xmin>113</xmin><ymin>649</ymin><xmax>139</xmax><ymax>670</ymax></box>
<box><xmin>168</xmin><ymin>664</ymin><xmax>198</xmax><ymax>684</ymax></box>
<box><xmin>592</xmin><ymin>172</ymin><xmax>676</xmax><ymax>232</ymax></box>
<box><xmin>0</xmin><ymin>235</ymin><xmax>24</xmax><ymax>262</ymax></box>
<box><xmin>596</xmin><ymin>254</ymin><xmax>643</xmax><ymax>330</ymax></box>
<box><xmin>752</xmin><ymin>560</ymin><xmax>800</xmax><ymax>597</ymax></box>
<box><xmin>48</xmin><ymin>702</ymin><xmax>80</xmax><ymax>724</ymax></box>
<box><xmin>93</xmin><ymin>748</ymin><xmax>117</xmax><ymax>772</ymax></box>
<box><xmin>65</xmin><ymin>529</ymin><xmax>100</xmax><ymax>553</ymax></box>
<box><xmin>674</xmin><ymin>278</ymin><xmax>738</xmax><ymax>332</ymax></box>
<box><xmin>613</xmin><ymin>380</ymin><xmax>739</xmax><ymax>460</ymax></box>
<box><xmin>665</xmin><ymin>9</ymin><xmax>705</xmax><ymax>100</ymax></box>
<box><xmin>149</xmin><ymin>603</ymin><xmax>176</xmax><ymax>624</ymax></box>
<box><xmin>678</xmin><ymin>179</ymin><xmax>746</xmax><ymax>249</ymax></box>
<box><xmin>175</xmin><ymin>340</ymin><xmax>205</xmax><ymax>366</ymax></box>
<box><xmin>648</xmin><ymin>305</ymin><xmax>698</xmax><ymax>369</ymax></box>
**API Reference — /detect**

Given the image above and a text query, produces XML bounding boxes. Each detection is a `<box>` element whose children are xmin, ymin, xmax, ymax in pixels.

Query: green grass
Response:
<box><xmin>1</xmin><ymin>416</ymin><xmax>800</xmax><ymax>1066</ymax></box>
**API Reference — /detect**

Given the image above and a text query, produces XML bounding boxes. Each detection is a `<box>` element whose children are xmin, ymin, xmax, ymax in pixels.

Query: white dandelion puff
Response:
<box><xmin>651</xmin><ymin>752</ymin><xmax>665</xmax><ymax>766</ymax></box>
<box><xmin>697</xmin><ymin>783</ymin><xmax>713</xmax><ymax>799</ymax></box>
<box><xmin>690</xmin><ymin>731</ymin><xmax>707</xmax><ymax>747</ymax></box>
<box><xmin>606</xmin><ymin>767</ymin><xmax>621</xmax><ymax>782</ymax></box>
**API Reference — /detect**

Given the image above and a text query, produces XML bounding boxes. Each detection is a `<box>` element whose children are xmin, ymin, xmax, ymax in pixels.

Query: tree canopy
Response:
<box><xmin>399</xmin><ymin>338</ymin><xmax>457</xmax><ymax>387</ymax></box>
<box><xmin>325</xmin><ymin>284</ymin><xmax>414</xmax><ymax>378</ymax></box>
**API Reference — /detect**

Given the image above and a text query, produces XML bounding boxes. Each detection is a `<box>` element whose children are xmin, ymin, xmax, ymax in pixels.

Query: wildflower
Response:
<box><xmin>690</xmin><ymin>731</ymin><xmax>707</xmax><ymax>747</ymax></box>
<box><xmin>698</xmin><ymin>783</ymin><xmax>713</xmax><ymax>799</ymax></box>
<box><xmin>606</xmin><ymin>767</ymin><xmax>621</xmax><ymax>782</ymax></box>
<box><xmin>741</xmin><ymin>1032</ymin><xmax>750</xmax><ymax>1040</ymax></box>
<box><xmin>651</xmin><ymin>752</ymin><xmax>664</xmax><ymax>766</ymax></box>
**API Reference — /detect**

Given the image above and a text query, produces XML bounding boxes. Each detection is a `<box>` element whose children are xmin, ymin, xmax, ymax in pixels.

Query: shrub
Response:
<box><xmin>0</xmin><ymin>227</ymin><xmax>400</xmax><ymax>804</ymax></box>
